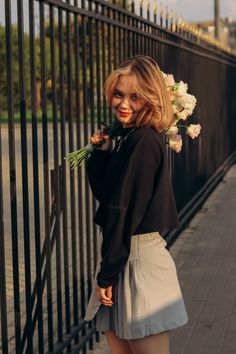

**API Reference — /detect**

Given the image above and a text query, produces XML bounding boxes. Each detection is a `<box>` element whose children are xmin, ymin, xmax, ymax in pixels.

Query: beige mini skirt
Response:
<box><xmin>85</xmin><ymin>232</ymin><xmax>188</xmax><ymax>340</ymax></box>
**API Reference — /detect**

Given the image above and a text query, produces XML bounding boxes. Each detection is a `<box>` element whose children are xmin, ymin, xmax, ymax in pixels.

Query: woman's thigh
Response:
<box><xmin>128</xmin><ymin>331</ymin><xmax>170</xmax><ymax>354</ymax></box>
<box><xmin>105</xmin><ymin>331</ymin><xmax>132</xmax><ymax>354</ymax></box>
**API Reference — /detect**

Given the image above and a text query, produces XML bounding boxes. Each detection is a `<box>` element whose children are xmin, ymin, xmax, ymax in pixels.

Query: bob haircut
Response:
<box><xmin>104</xmin><ymin>55</ymin><xmax>174</xmax><ymax>132</ymax></box>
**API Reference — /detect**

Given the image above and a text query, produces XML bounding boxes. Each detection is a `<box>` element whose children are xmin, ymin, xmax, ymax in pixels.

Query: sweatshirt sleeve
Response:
<box><xmin>97</xmin><ymin>131</ymin><xmax>162</xmax><ymax>288</ymax></box>
<box><xmin>86</xmin><ymin>149</ymin><xmax>111</xmax><ymax>202</ymax></box>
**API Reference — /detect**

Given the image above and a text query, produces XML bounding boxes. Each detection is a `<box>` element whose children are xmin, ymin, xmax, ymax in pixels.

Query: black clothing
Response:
<box><xmin>86</xmin><ymin>126</ymin><xmax>179</xmax><ymax>288</ymax></box>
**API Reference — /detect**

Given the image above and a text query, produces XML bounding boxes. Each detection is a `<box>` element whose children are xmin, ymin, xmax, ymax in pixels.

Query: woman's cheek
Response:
<box><xmin>111</xmin><ymin>98</ymin><xmax>118</xmax><ymax>109</ymax></box>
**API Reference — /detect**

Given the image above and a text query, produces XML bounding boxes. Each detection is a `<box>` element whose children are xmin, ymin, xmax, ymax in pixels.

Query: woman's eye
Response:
<box><xmin>131</xmin><ymin>95</ymin><xmax>139</xmax><ymax>101</ymax></box>
<box><xmin>114</xmin><ymin>91</ymin><xmax>122</xmax><ymax>97</ymax></box>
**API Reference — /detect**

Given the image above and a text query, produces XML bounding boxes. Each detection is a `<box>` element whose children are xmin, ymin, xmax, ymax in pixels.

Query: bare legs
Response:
<box><xmin>105</xmin><ymin>331</ymin><xmax>132</xmax><ymax>354</ymax></box>
<box><xmin>128</xmin><ymin>331</ymin><xmax>170</xmax><ymax>354</ymax></box>
<box><xmin>105</xmin><ymin>330</ymin><xmax>170</xmax><ymax>354</ymax></box>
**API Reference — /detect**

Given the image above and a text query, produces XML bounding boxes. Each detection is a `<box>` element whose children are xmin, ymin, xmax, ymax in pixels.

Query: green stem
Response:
<box><xmin>177</xmin><ymin>124</ymin><xmax>187</xmax><ymax>129</ymax></box>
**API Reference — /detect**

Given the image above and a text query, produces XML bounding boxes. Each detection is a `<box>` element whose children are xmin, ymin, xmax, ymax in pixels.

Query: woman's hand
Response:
<box><xmin>90</xmin><ymin>130</ymin><xmax>112</xmax><ymax>151</ymax></box>
<box><xmin>97</xmin><ymin>285</ymin><xmax>113</xmax><ymax>307</ymax></box>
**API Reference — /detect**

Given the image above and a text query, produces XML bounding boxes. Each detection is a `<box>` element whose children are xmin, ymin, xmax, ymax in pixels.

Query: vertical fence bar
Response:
<box><xmin>65</xmin><ymin>0</ymin><xmax>77</xmax><ymax>342</ymax></box>
<box><xmin>17</xmin><ymin>0</ymin><xmax>33</xmax><ymax>350</ymax></box>
<box><xmin>88</xmin><ymin>3</ymin><xmax>96</xmax><ymax>349</ymax></box>
<box><xmin>39</xmin><ymin>1</ymin><xmax>54</xmax><ymax>351</ymax></box>
<box><xmin>112</xmin><ymin>1</ymin><xmax>117</xmax><ymax>68</ymax></box>
<box><xmin>118</xmin><ymin>7</ymin><xmax>122</xmax><ymax>64</ymax></box>
<box><xmin>49</xmin><ymin>4</ymin><xmax>63</xmax><ymax>343</ymax></box>
<box><xmin>131</xmin><ymin>1</ymin><xmax>135</xmax><ymax>56</ymax></box>
<box><xmin>149</xmin><ymin>22</ymin><xmax>152</xmax><ymax>57</ymax></box>
<box><xmin>160</xmin><ymin>3</ymin><xmax>163</xmax><ymax>27</ymax></box>
<box><xmin>94</xmin><ymin>9</ymin><xmax>102</xmax><ymax>333</ymax></box>
<box><xmin>122</xmin><ymin>5</ymin><xmax>126</xmax><ymax>60</ymax></box>
<box><xmin>107</xmin><ymin>5</ymin><xmax>113</xmax><ymax>122</ymax></box>
<box><xmin>4</xmin><ymin>1</ymin><xmax>22</xmax><ymax>352</ymax></box>
<box><xmin>101</xmin><ymin>3</ymin><xmax>107</xmax><ymax>123</ymax></box>
<box><xmin>88</xmin><ymin>0</ymin><xmax>97</xmax><ymax>272</ymax></box>
<box><xmin>81</xmin><ymin>0</ymin><xmax>92</xmax><ymax>310</ymax></box>
<box><xmin>94</xmin><ymin>0</ymin><xmax>100</xmax><ymax>294</ymax></box>
<box><xmin>136</xmin><ymin>12</ymin><xmax>140</xmax><ymax>54</ymax></box>
<box><xmin>81</xmin><ymin>2</ymin><xmax>90</xmax><ymax>353</ymax></box>
<box><xmin>140</xmin><ymin>1</ymin><xmax>143</xmax><ymax>53</ymax></box>
<box><xmin>73</xmin><ymin>2</ymin><xmax>85</xmax><ymax>327</ymax></box>
<box><xmin>0</xmin><ymin>123</ymin><xmax>8</xmax><ymax>354</ymax></box>
<box><xmin>123</xmin><ymin>0</ymin><xmax>127</xmax><ymax>59</ymax></box>
<box><xmin>165</xmin><ymin>5</ymin><xmax>168</xmax><ymax>29</ymax></box>
<box><xmin>59</xmin><ymin>4</ymin><xmax>72</xmax><ymax>348</ymax></box>
<box><xmin>73</xmin><ymin>2</ymin><xmax>83</xmax><ymax>339</ymax></box>
<box><xmin>94</xmin><ymin>3</ymin><xmax>101</xmax><ymax>298</ymax></box>
<box><xmin>145</xmin><ymin>2</ymin><xmax>149</xmax><ymax>54</ymax></box>
<box><xmin>127</xmin><ymin>11</ymin><xmax>131</xmax><ymax>58</ymax></box>
<box><xmin>95</xmin><ymin>2</ymin><xmax>102</xmax><ymax>128</ymax></box>
<box><xmin>28</xmin><ymin>1</ymin><xmax>44</xmax><ymax>352</ymax></box>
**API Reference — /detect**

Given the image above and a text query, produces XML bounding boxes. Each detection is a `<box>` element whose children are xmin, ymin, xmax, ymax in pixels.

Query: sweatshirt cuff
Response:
<box><xmin>96</xmin><ymin>273</ymin><xmax>116</xmax><ymax>288</ymax></box>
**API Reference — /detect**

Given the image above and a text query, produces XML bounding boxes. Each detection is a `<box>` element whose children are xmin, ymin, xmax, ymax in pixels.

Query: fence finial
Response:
<box><xmin>139</xmin><ymin>0</ymin><xmax>144</xmax><ymax>18</ymax></box>
<box><xmin>154</xmin><ymin>1</ymin><xmax>158</xmax><ymax>23</ymax></box>
<box><xmin>166</xmin><ymin>4</ymin><xmax>169</xmax><ymax>19</ymax></box>
<box><xmin>160</xmin><ymin>2</ymin><xmax>163</xmax><ymax>16</ymax></box>
<box><xmin>153</xmin><ymin>2</ymin><xmax>157</xmax><ymax>13</ymax></box>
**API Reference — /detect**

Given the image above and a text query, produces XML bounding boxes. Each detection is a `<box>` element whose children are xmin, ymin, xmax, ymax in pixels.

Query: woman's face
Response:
<box><xmin>111</xmin><ymin>75</ymin><xmax>146</xmax><ymax>127</ymax></box>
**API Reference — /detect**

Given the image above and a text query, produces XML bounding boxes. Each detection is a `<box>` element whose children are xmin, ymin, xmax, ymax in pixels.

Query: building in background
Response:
<box><xmin>192</xmin><ymin>16</ymin><xmax>236</xmax><ymax>48</ymax></box>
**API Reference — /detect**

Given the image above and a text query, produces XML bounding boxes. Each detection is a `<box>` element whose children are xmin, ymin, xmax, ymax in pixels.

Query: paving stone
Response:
<box><xmin>182</xmin><ymin>328</ymin><xmax>208</xmax><ymax>354</ymax></box>
<box><xmin>201</xmin><ymin>345</ymin><xmax>221</xmax><ymax>354</ymax></box>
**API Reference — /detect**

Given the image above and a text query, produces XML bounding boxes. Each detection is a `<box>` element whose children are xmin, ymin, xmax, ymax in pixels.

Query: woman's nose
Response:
<box><xmin>120</xmin><ymin>97</ymin><xmax>130</xmax><ymax>108</ymax></box>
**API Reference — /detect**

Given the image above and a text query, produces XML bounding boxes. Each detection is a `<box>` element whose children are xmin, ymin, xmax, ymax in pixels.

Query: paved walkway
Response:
<box><xmin>90</xmin><ymin>164</ymin><xmax>236</xmax><ymax>354</ymax></box>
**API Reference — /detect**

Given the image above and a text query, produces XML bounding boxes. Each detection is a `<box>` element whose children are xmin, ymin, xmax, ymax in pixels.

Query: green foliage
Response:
<box><xmin>0</xmin><ymin>23</ymin><xmax>61</xmax><ymax>115</ymax></box>
<box><xmin>0</xmin><ymin>24</ymin><xmax>29</xmax><ymax>112</ymax></box>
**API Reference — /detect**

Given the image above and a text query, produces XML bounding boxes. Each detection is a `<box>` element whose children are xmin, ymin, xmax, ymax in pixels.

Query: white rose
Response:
<box><xmin>171</xmin><ymin>100</ymin><xmax>183</xmax><ymax>115</ymax></box>
<box><xmin>172</xmin><ymin>81</ymin><xmax>188</xmax><ymax>95</ymax></box>
<box><xmin>163</xmin><ymin>74</ymin><xmax>175</xmax><ymax>87</ymax></box>
<box><xmin>186</xmin><ymin>124</ymin><xmax>201</xmax><ymax>139</ymax></box>
<box><xmin>178</xmin><ymin>93</ymin><xmax>197</xmax><ymax>114</ymax></box>
<box><xmin>176</xmin><ymin>109</ymin><xmax>190</xmax><ymax>121</ymax></box>
<box><xmin>161</xmin><ymin>71</ymin><xmax>167</xmax><ymax>78</ymax></box>
<box><xmin>172</xmin><ymin>103</ymin><xmax>178</xmax><ymax>114</ymax></box>
<box><xmin>166</xmin><ymin>125</ymin><xmax>179</xmax><ymax>137</ymax></box>
<box><xmin>168</xmin><ymin>134</ymin><xmax>183</xmax><ymax>153</ymax></box>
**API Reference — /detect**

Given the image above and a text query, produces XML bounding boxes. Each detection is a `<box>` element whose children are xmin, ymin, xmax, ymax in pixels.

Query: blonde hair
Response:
<box><xmin>104</xmin><ymin>55</ymin><xmax>174</xmax><ymax>132</ymax></box>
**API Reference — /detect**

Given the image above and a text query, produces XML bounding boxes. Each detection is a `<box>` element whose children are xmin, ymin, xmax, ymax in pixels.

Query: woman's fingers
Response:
<box><xmin>97</xmin><ymin>286</ymin><xmax>113</xmax><ymax>306</ymax></box>
<box><xmin>107</xmin><ymin>286</ymin><xmax>112</xmax><ymax>300</ymax></box>
<box><xmin>90</xmin><ymin>130</ymin><xmax>111</xmax><ymax>150</ymax></box>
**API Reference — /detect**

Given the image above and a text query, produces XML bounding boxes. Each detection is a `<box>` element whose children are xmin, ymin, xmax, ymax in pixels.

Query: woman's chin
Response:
<box><xmin>115</xmin><ymin>114</ymin><xmax>133</xmax><ymax>126</ymax></box>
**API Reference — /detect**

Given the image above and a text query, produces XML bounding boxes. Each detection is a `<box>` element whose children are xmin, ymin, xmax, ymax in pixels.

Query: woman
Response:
<box><xmin>85</xmin><ymin>55</ymin><xmax>188</xmax><ymax>354</ymax></box>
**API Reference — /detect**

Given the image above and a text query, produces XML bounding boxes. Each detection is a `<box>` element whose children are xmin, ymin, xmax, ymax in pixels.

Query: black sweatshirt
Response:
<box><xmin>86</xmin><ymin>126</ymin><xmax>179</xmax><ymax>288</ymax></box>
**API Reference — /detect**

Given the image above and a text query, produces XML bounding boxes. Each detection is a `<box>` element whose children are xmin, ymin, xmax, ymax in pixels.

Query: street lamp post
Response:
<box><xmin>214</xmin><ymin>0</ymin><xmax>220</xmax><ymax>39</ymax></box>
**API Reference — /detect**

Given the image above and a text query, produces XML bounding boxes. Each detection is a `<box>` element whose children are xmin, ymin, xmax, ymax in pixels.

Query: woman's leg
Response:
<box><xmin>128</xmin><ymin>331</ymin><xmax>170</xmax><ymax>354</ymax></box>
<box><xmin>105</xmin><ymin>331</ymin><xmax>133</xmax><ymax>354</ymax></box>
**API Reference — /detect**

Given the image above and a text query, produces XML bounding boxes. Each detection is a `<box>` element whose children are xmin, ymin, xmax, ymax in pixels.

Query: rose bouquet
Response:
<box><xmin>66</xmin><ymin>119</ymin><xmax>123</xmax><ymax>169</ymax></box>
<box><xmin>66</xmin><ymin>72</ymin><xmax>201</xmax><ymax>169</ymax></box>
<box><xmin>162</xmin><ymin>72</ymin><xmax>201</xmax><ymax>153</ymax></box>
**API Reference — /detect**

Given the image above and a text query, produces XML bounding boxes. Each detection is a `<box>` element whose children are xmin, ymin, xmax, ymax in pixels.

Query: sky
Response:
<box><xmin>152</xmin><ymin>0</ymin><xmax>236</xmax><ymax>22</ymax></box>
<box><xmin>0</xmin><ymin>0</ymin><xmax>236</xmax><ymax>27</ymax></box>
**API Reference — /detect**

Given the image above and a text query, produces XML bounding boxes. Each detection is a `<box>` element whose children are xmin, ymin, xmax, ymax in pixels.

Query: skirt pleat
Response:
<box><xmin>85</xmin><ymin>232</ymin><xmax>188</xmax><ymax>340</ymax></box>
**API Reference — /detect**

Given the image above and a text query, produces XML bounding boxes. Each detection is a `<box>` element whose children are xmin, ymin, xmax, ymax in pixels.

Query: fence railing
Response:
<box><xmin>1</xmin><ymin>1</ymin><xmax>236</xmax><ymax>353</ymax></box>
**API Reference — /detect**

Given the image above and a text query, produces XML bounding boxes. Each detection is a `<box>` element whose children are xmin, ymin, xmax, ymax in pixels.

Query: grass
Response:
<box><xmin>0</xmin><ymin>110</ymin><xmax>55</xmax><ymax>123</ymax></box>
<box><xmin>0</xmin><ymin>109</ymin><xmax>111</xmax><ymax>124</ymax></box>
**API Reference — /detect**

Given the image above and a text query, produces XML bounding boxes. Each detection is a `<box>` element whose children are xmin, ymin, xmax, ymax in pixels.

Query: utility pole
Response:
<box><xmin>214</xmin><ymin>0</ymin><xmax>220</xmax><ymax>39</ymax></box>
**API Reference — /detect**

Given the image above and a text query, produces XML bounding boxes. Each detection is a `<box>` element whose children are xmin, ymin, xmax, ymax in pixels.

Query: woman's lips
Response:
<box><xmin>118</xmin><ymin>110</ymin><xmax>133</xmax><ymax>117</ymax></box>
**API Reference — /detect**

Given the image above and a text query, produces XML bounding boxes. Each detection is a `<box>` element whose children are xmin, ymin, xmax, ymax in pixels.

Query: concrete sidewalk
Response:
<box><xmin>90</xmin><ymin>164</ymin><xmax>236</xmax><ymax>354</ymax></box>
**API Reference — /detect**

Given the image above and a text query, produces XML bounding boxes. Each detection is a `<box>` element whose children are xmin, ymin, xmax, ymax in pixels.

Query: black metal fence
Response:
<box><xmin>0</xmin><ymin>0</ymin><xmax>236</xmax><ymax>353</ymax></box>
